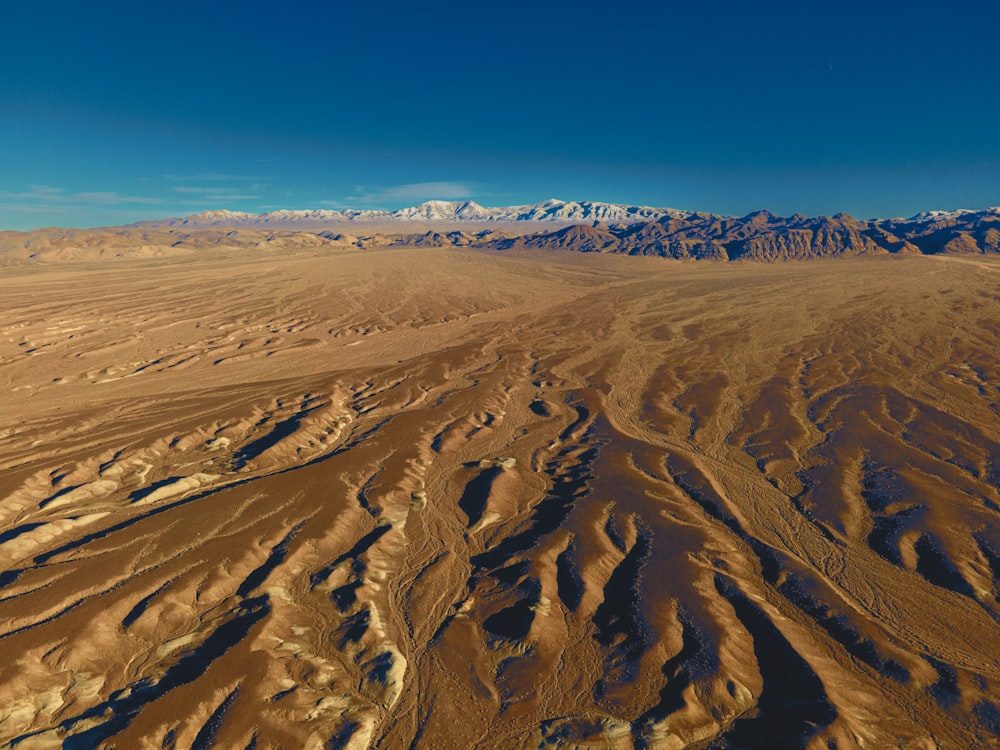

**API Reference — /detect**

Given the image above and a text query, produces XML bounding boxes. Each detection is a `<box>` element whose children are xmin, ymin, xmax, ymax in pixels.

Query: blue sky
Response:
<box><xmin>2</xmin><ymin>1</ymin><xmax>998</xmax><ymax>230</ymax></box>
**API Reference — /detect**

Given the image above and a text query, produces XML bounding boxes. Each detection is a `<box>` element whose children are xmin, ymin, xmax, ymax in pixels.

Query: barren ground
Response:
<box><xmin>1</xmin><ymin>245</ymin><xmax>999</xmax><ymax>749</ymax></box>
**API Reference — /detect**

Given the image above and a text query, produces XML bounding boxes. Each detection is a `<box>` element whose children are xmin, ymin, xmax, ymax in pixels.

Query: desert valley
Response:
<box><xmin>0</xmin><ymin>203</ymin><xmax>999</xmax><ymax>748</ymax></box>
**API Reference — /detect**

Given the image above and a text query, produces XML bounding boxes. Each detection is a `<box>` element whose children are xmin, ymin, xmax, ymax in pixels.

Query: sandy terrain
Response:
<box><xmin>0</xmin><ymin>244</ymin><xmax>998</xmax><ymax>748</ymax></box>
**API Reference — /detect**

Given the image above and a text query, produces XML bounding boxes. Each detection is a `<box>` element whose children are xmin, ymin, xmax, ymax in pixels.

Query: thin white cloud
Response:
<box><xmin>173</xmin><ymin>186</ymin><xmax>222</xmax><ymax>194</ymax></box>
<box><xmin>75</xmin><ymin>192</ymin><xmax>162</xmax><ymax>205</ymax></box>
<box><xmin>202</xmin><ymin>194</ymin><xmax>261</xmax><ymax>201</ymax></box>
<box><xmin>164</xmin><ymin>172</ymin><xmax>268</xmax><ymax>182</ymax></box>
<box><xmin>0</xmin><ymin>186</ymin><xmax>162</xmax><ymax>205</ymax></box>
<box><xmin>172</xmin><ymin>179</ymin><xmax>269</xmax><ymax>202</ymax></box>
<box><xmin>4</xmin><ymin>185</ymin><xmax>67</xmax><ymax>201</ymax></box>
<box><xmin>325</xmin><ymin>181</ymin><xmax>473</xmax><ymax>207</ymax></box>
<box><xmin>0</xmin><ymin>202</ymin><xmax>63</xmax><ymax>213</ymax></box>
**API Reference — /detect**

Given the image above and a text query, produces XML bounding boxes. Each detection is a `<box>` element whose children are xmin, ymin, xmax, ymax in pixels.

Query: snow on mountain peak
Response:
<box><xmin>137</xmin><ymin>200</ymin><xmax>693</xmax><ymax>229</ymax></box>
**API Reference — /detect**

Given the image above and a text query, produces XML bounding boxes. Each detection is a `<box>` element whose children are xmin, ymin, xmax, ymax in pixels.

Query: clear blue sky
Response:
<box><xmin>2</xmin><ymin>1</ymin><xmax>998</xmax><ymax>229</ymax></box>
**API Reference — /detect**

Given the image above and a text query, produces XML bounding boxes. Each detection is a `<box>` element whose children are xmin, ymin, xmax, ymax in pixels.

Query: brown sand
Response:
<box><xmin>1</xmin><ymin>244</ymin><xmax>999</xmax><ymax>748</ymax></box>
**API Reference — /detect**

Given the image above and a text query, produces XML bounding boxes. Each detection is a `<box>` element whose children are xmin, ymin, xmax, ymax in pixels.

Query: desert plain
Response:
<box><xmin>1</xmin><ymin>242</ymin><xmax>999</xmax><ymax>748</ymax></box>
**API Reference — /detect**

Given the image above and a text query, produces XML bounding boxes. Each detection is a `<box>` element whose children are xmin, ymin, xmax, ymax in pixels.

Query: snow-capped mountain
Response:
<box><xmin>10</xmin><ymin>205</ymin><xmax>1000</xmax><ymax>262</ymax></box>
<box><xmin>135</xmin><ymin>200</ymin><xmax>694</xmax><ymax>229</ymax></box>
<box><xmin>904</xmin><ymin>207</ymin><xmax>1000</xmax><ymax>223</ymax></box>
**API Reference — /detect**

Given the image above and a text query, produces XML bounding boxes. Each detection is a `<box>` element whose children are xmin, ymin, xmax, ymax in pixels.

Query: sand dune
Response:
<box><xmin>1</xmin><ymin>244</ymin><xmax>999</xmax><ymax>748</ymax></box>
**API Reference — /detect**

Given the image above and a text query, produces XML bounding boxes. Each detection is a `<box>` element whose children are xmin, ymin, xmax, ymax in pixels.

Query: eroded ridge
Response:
<box><xmin>0</xmin><ymin>247</ymin><xmax>998</xmax><ymax>748</ymax></box>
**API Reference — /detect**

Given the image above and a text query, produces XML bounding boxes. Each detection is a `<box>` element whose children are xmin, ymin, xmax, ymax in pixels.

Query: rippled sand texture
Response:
<box><xmin>1</xmin><ymin>247</ymin><xmax>999</xmax><ymax>749</ymax></box>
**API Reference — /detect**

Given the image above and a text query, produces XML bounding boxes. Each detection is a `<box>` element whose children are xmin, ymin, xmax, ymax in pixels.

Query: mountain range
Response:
<box><xmin>135</xmin><ymin>199</ymin><xmax>692</xmax><ymax>228</ymax></box>
<box><xmin>3</xmin><ymin>201</ymin><xmax>999</xmax><ymax>262</ymax></box>
<box><xmin>489</xmin><ymin>207</ymin><xmax>1000</xmax><ymax>260</ymax></box>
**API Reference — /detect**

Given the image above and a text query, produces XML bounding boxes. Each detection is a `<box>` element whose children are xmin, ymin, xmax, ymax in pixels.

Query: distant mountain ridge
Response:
<box><xmin>488</xmin><ymin>207</ymin><xmax>1000</xmax><ymax>259</ymax></box>
<box><xmin>134</xmin><ymin>199</ymin><xmax>694</xmax><ymax>228</ymax></box>
<box><xmin>4</xmin><ymin>203</ymin><xmax>999</xmax><ymax>263</ymax></box>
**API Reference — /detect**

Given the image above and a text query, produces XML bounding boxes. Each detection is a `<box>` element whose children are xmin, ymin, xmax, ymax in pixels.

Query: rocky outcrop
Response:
<box><xmin>3</xmin><ymin>207</ymin><xmax>999</xmax><ymax>263</ymax></box>
<box><xmin>487</xmin><ymin>207</ymin><xmax>1000</xmax><ymax>261</ymax></box>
